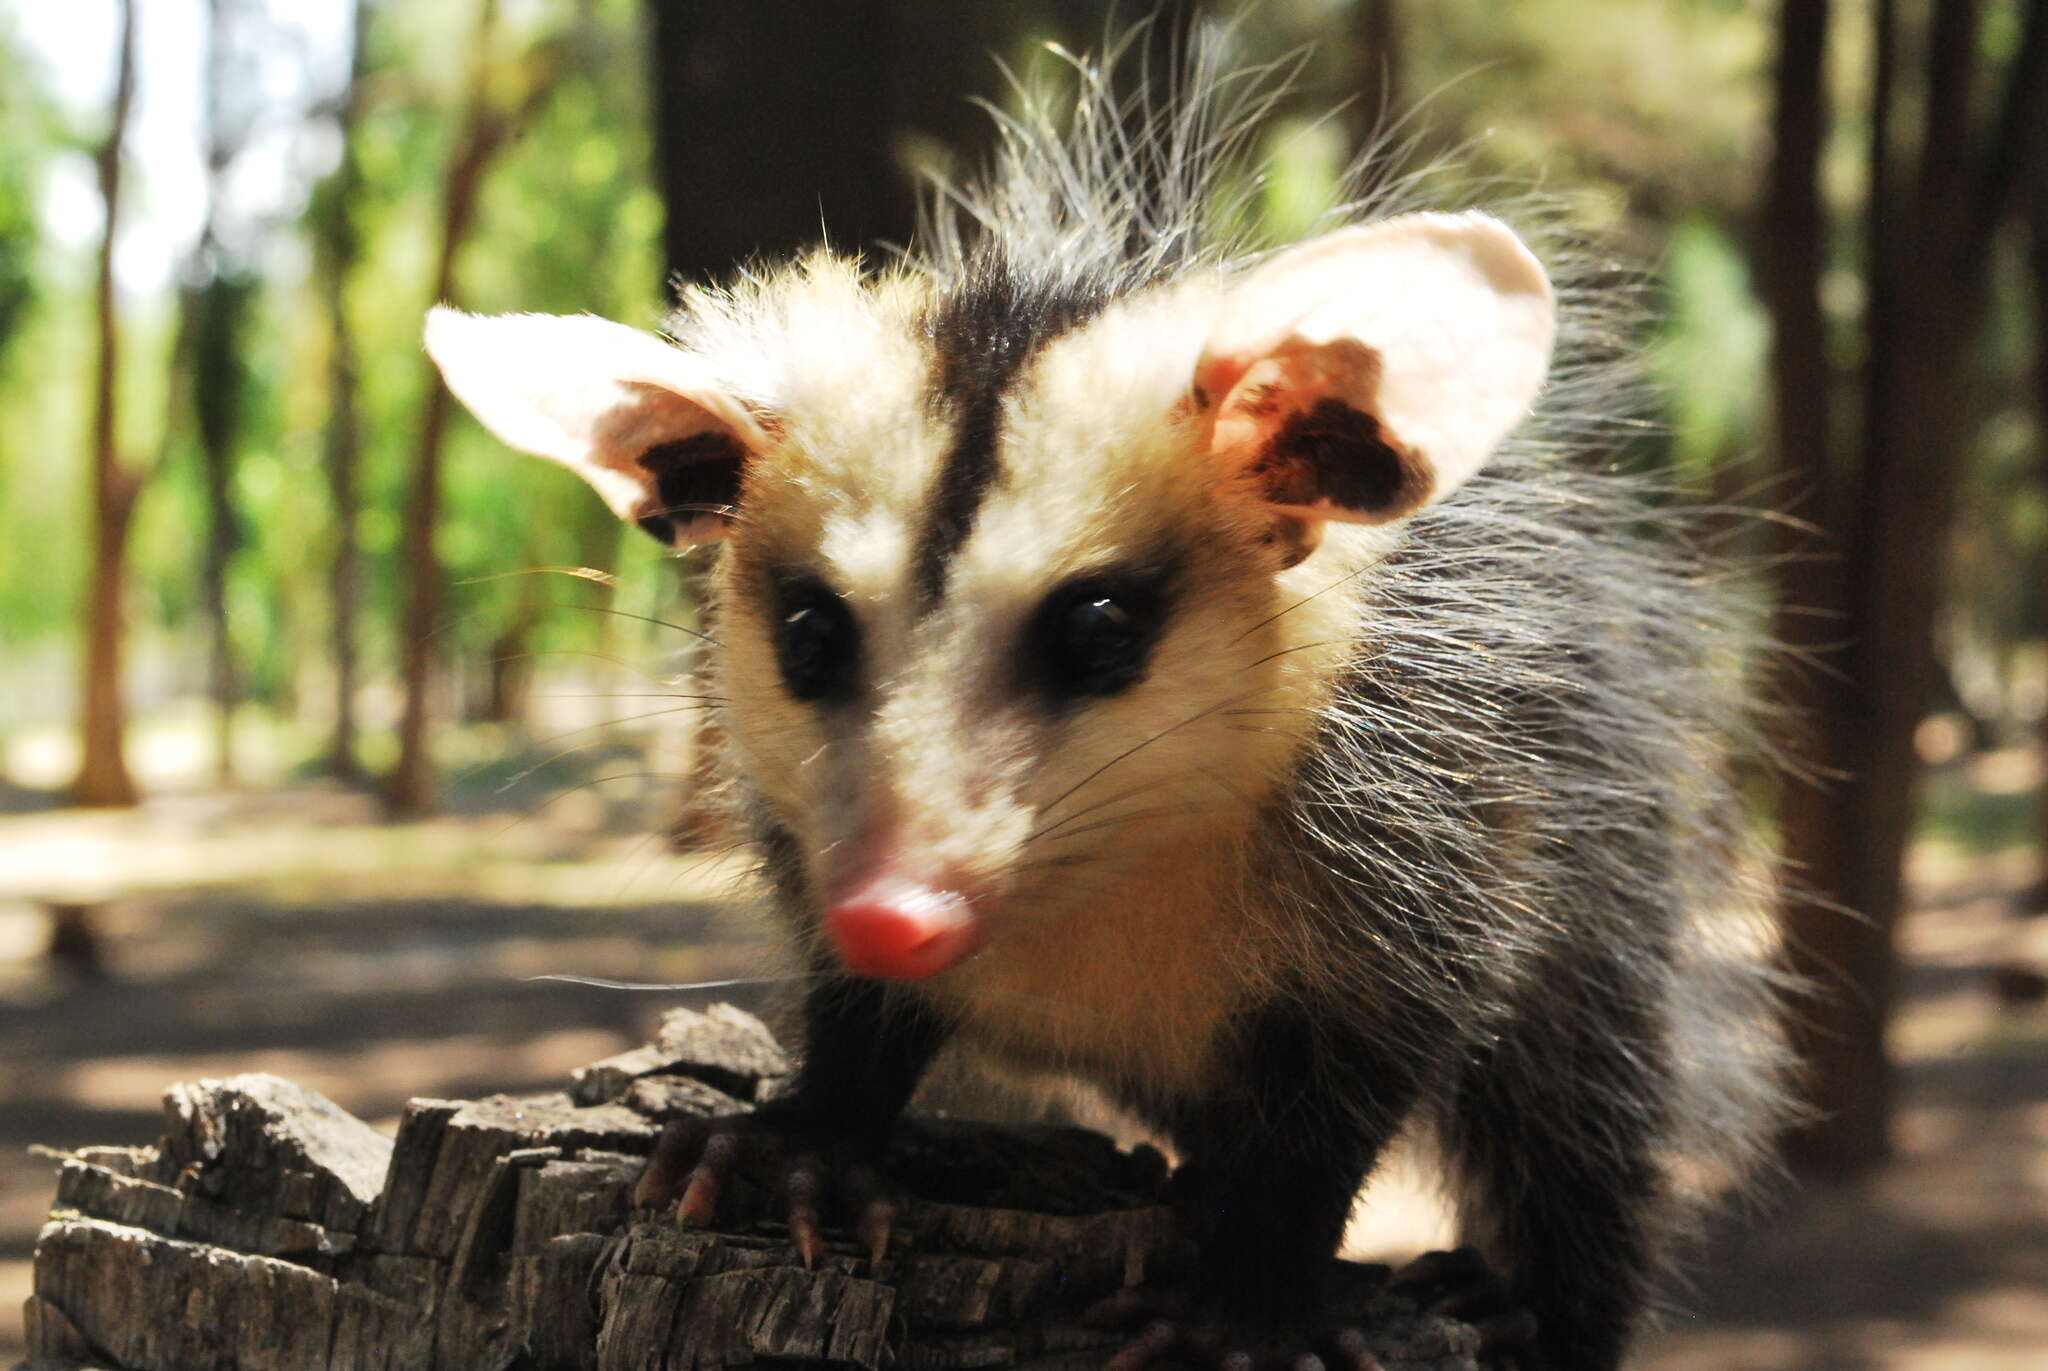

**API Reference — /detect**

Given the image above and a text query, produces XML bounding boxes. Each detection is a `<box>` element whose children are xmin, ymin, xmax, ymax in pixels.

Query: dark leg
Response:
<box><xmin>770</xmin><ymin>974</ymin><xmax>953</xmax><ymax>1144</ymax></box>
<box><xmin>1092</xmin><ymin>998</ymin><xmax>1441</xmax><ymax>1368</ymax></box>
<box><xmin>1172</xmin><ymin>1002</ymin><xmax>1422</xmax><ymax>1327</ymax></box>
<box><xmin>636</xmin><ymin>974</ymin><xmax>951</xmax><ymax>1264</ymax></box>
<box><xmin>1445</xmin><ymin>975</ymin><xmax>1670</xmax><ymax>1371</ymax></box>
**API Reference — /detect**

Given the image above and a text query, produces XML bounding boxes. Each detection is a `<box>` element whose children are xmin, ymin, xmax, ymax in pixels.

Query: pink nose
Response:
<box><xmin>822</xmin><ymin>882</ymin><xmax>979</xmax><ymax>980</ymax></box>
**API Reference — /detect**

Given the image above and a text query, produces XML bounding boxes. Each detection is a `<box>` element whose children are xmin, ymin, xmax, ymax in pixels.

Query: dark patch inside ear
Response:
<box><xmin>633</xmin><ymin>431</ymin><xmax>746</xmax><ymax>542</ymax></box>
<box><xmin>1259</xmin><ymin>398</ymin><xmax>1433</xmax><ymax>521</ymax></box>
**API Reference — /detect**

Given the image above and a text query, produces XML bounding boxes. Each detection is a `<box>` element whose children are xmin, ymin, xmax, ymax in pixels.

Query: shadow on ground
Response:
<box><xmin>1</xmin><ymin>785</ymin><xmax>2044</xmax><ymax>1370</ymax></box>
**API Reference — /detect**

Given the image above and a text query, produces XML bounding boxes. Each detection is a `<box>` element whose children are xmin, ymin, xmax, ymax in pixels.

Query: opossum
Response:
<box><xmin>423</xmin><ymin>38</ymin><xmax>1789</xmax><ymax>1371</ymax></box>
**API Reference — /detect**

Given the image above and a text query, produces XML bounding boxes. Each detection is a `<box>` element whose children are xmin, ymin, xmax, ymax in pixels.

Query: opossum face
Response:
<box><xmin>427</xmin><ymin>213</ymin><xmax>1554</xmax><ymax>983</ymax></box>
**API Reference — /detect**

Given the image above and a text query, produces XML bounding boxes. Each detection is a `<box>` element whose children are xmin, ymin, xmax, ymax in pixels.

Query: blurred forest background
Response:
<box><xmin>1</xmin><ymin>0</ymin><xmax>2045</xmax><ymax>1367</ymax></box>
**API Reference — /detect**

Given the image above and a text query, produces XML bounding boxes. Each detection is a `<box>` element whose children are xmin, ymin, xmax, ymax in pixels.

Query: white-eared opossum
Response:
<box><xmin>424</xmin><ymin>36</ymin><xmax>1788</xmax><ymax>1371</ymax></box>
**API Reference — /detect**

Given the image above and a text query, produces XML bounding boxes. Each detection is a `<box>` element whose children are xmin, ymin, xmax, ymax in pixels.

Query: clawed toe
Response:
<box><xmin>783</xmin><ymin>1153</ymin><xmax>826</xmax><ymax>1266</ymax></box>
<box><xmin>634</xmin><ymin>1117</ymin><xmax>729</xmax><ymax>1212</ymax></box>
<box><xmin>854</xmin><ymin>1189</ymin><xmax>896</xmax><ymax>1267</ymax></box>
<box><xmin>679</xmin><ymin>1130</ymin><xmax>741</xmax><ymax>1226</ymax></box>
<box><xmin>1100</xmin><ymin>1318</ymin><xmax>1179</xmax><ymax>1371</ymax></box>
<box><xmin>632</xmin><ymin>1111</ymin><xmax>899</xmax><ymax>1269</ymax></box>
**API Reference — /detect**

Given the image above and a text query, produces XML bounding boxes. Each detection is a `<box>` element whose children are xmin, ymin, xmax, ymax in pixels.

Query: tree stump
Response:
<box><xmin>18</xmin><ymin>1004</ymin><xmax>1482</xmax><ymax>1371</ymax></box>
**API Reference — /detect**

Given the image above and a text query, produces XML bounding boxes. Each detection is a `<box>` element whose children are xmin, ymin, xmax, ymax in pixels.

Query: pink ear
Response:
<box><xmin>1194</xmin><ymin>212</ymin><xmax>1556</xmax><ymax>530</ymax></box>
<box><xmin>423</xmin><ymin>308</ymin><xmax>770</xmax><ymax>546</ymax></box>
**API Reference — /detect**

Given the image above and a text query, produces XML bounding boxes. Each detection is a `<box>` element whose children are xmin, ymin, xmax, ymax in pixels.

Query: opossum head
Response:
<box><xmin>426</xmin><ymin>212</ymin><xmax>1554</xmax><ymax>982</ymax></box>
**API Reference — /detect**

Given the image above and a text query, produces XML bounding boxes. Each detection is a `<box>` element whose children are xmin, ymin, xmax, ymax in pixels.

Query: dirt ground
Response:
<box><xmin>1</xmin><ymin>779</ymin><xmax>2043</xmax><ymax>1370</ymax></box>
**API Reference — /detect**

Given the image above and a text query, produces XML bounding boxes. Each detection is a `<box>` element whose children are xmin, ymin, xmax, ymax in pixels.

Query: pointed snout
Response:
<box><xmin>822</xmin><ymin>875</ymin><xmax>981</xmax><ymax>980</ymax></box>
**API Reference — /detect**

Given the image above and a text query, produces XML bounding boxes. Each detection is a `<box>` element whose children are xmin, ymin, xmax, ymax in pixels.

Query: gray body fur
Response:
<box><xmin>710</xmin><ymin>37</ymin><xmax>1793</xmax><ymax>1361</ymax></box>
<box><xmin>433</xmin><ymin>29</ymin><xmax>1796</xmax><ymax>1370</ymax></box>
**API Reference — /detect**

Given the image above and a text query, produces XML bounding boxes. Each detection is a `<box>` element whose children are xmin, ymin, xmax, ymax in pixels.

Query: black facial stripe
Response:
<box><xmin>911</xmin><ymin>254</ymin><xmax>1109</xmax><ymax>611</ymax></box>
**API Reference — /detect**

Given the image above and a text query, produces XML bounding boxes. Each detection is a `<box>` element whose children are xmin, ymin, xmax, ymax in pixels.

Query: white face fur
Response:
<box><xmin>425</xmin><ymin>213</ymin><xmax>1555</xmax><ymax>1035</ymax></box>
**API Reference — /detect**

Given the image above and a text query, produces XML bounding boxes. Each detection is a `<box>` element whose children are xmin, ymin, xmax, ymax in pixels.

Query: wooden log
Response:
<box><xmin>18</xmin><ymin>1004</ymin><xmax>1482</xmax><ymax>1371</ymax></box>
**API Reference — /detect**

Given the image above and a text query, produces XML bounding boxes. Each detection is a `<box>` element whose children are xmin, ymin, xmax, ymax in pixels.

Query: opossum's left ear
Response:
<box><xmin>423</xmin><ymin>307</ymin><xmax>771</xmax><ymax>546</ymax></box>
<box><xmin>1193</xmin><ymin>212</ymin><xmax>1555</xmax><ymax>532</ymax></box>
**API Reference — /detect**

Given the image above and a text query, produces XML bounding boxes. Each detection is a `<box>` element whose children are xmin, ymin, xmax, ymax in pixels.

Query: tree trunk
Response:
<box><xmin>71</xmin><ymin>0</ymin><xmax>140</xmax><ymax>809</ymax></box>
<box><xmin>23</xmin><ymin>1006</ymin><xmax>1485</xmax><ymax>1371</ymax></box>
<box><xmin>1354</xmin><ymin>0</ymin><xmax>1403</xmax><ymax>145</ymax></box>
<box><xmin>880</xmin><ymin>0</ymin><xmax>1017</xmax><ymax>209</ymax></box>
<box><xmin>190</xmin><ymin>0</ymin><xmax>249</xmax><ymax>787</ymax></box>
<box><xmin>1769</xmin><ymin>0</ymin><xmax>2048</xmax><ymax>1176</ymax></box>
<box><xmin>2031</xmin><ymin>173</ymin><xmax>2048</xmax><ymax>893</ymax></box>
<box><xmin>387</xmin><ymin>0</ymin><xmax>515</xmax><ymax>818</ymax></box>
<box><xmin>642</xmin><ymin>0</ymin><xmax>909</xmax><ymax>288</ymax></box>
<box><xmin>1760</xmin><ymin>0</ymin><xmax>1864</xmax><ymax>1167</ymax></box>
<box><xmin>194</xmin><ymin>271</ymin><xmax>250</xmax><ymax>787</ymax></box>
<box><xmin>318</xmin><ymin>0</ymin><xmax>371</xmax><ymax>783</ymax></box>
<box><xmin>474</xmin><ymin>600</ymin><xmax>538</xmax><ymax>726</ymax></box>
<box><xmin>385</xmin><ymin>336</ymin><xmax>461</xmax><ymax>817</ymax></box>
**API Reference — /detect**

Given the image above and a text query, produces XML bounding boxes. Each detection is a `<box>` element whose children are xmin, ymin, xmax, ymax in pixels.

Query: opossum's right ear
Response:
<box><xmin>423</xmin><ymin>308</ymin><xmax>770</xmax><ymax>546</ymax></box>
<box><xmin>1193</xmin><ymin>212</ymin><xmax>1555</xmax><ymax>538</ymax></box>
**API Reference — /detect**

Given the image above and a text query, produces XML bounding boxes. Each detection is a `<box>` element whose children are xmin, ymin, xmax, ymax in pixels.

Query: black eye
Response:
<box><xmin>1029</xmin><ymin>574</ymin><xmax>1168</xmax><ymax>702</ymax></box>
<box><xmin>774</xmin><ymin>577</ymin><xmax>859</xmax><ymax>703</ymax></box>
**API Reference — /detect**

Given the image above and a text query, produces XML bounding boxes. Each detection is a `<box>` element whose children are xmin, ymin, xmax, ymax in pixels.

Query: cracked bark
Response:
<box><xmin>20</xmin><ymin>1004</ymin><xmax>1483</xmax><ymax>1371</ymax></box>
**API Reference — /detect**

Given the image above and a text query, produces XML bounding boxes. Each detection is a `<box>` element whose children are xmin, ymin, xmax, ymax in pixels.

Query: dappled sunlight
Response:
<box><xmin>0</xmin><ymin>783</ymin><xmax>746</xmax><ymax>909</ymax></box>
<box><xmin>4</xmin><ymin>778</ymin><xmax>2042</xmax><ymax>1366</ymax></box>
<box><xmin>47</xmin><ymin>1026</ymin><xmax>634</xmax><ymax>1124</ymax></box>
<box><xmin>3</xmin><ymin>0</ymin><xmax>2046</xmax><ymax>1363</ymax></box>
<box><xmin>1342</xmin><ymin>1135</ymin><xmax>1460</xmax><ymax>1263</ymax></box>
<box><xmin>1640</xmin><ymin>842</ymin><xmax>2048</xmax><ymax>1371</ymax></box>
<box><xmin>0</xmin><ymin>734</ymin><xmax>788</xmax><ymax>1357</ymax></box>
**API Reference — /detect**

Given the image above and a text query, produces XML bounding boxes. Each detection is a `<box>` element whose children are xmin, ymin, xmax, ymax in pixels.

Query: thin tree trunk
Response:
<box><xmin>388</xmin><ymin>0</ymin><xmax>560</xmax><ymax>816</ymax></box>
<box><xmin>1971</xmin><ymin>0</ymin><xmax>2048</xmax><ymax>246</ymax></box>
<box><xmin>1771</xmin><ymin>0</ymin><xmax>2047</xmax><ymax>1176</ymax></box>
<box><xmin>2029</xmin><ymin>160</ymin><xmax>2048</xmax><ymax>894</ymax></box>
<box><xmin>475</xmin><ymin>597</ymin><xmax>539</xmax><ymax>725</ymax></box>
<box><xmin>386</xmin><ymin>190</ymin><xmax>484</xmax><ymax>815</ymax></box>
<box><xmin>193</xmin><ymin>0</ymin><xmax>242</xmax><ymax>786</ymax></box>
<box><xmin>1355</xmin><ymin>0</ymin><xmax>1403</xmax><ymax>145</ymax></box>
<box><xmin>319</xmin><ymin>0</ymin><xmax>370</xmax><ymax>782</ymax></box>
<box><xmin>72</xmin><ymin>0</ymin><xmax>140</xmax><ymax>809</ymax></box>
<box><xmin>1765</xmin><ymin>0</ymin><xmax>1896</xmax><ymax>1181</ymax></box>
<box><xmin>193</xmin><ymin>270</ymin><xmax>249</xmax><ymax>787</ymax></box>
<box><xmin>1824</xmin><ymin>0</ymin><xmax>1992</xmax><ymax>1170</ymax></box>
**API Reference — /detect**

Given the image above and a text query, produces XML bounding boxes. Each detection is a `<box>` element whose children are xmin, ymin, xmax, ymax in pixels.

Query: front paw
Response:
<box><xmin>631</xmin><ymin>1107</ymin><xmax>897</xmax><ymax>1268</ymax></box>
<box><xmin>1387</xmin><ymin>1248</ymin><xmax>1539</xmax><ymax>1368</ymax></box>
<box><xmin>1084</xmin><ymin>1287</ymin><xmax>1388</xmax><ymax>1371</ymax></box>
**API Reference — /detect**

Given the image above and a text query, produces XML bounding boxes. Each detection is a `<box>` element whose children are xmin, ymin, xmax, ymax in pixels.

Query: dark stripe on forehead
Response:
<box><xmin>910</xmin><ymin>255</ymin><xmax>1108</xmax><ymax>610</ymax></box>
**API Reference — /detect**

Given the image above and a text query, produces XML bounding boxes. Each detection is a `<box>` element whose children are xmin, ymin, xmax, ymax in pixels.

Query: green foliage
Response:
<box><xmin>0</xmin><ymin>17</ymin><xmax>65</xmax><ymax>668</ymax></box>
<box><xmin>1408</xmin><ymin>0</ymin><xmax>1767</xmax><ymax>230</ymax></box>
<box><xmin>1653</xmin><ymin>217</ymin><xmax>1767</xmax><ymax>474</ymax></box>
<box><xmin>0</xmin><ymin>20</ymin><xmax>49</xmax><ymax>368</ymax></box>
<box><xmin>3</xmin><ymin>0</ymin><xmax>2044</xmax><ymax>795</ymax></box>
<box><xmin>0</xmin><ymin>161</ymin><xmax>36</xmax><ymax>371</ymax></box>
<box><xmin>0</xmin><ymin>289</ymin><xmax>91</xmax><ymax>660</ymax></box>
<box><xmin>193</xmin><ymin>271</ymin><xmax>259</xmax><ymax>464</ymax></box>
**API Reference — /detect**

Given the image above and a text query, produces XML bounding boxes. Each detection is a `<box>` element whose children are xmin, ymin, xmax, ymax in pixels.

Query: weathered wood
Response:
<box><xmin>158</xmin><ymin>1072</ymin><xmax>393</xmax><ymax>1235</ymax></box>
<box><xmin>20</xmin><ymin>1004</ymin><xmax>1481</xmax><ymax>1371</ymax></box>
